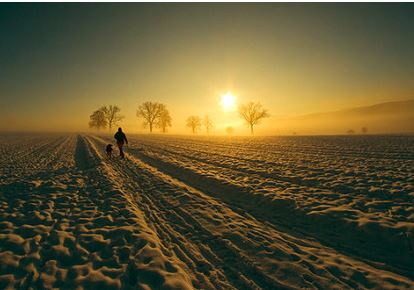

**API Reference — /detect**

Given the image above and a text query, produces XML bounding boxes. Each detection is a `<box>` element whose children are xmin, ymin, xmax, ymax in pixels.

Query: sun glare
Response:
<box><xmin>220</xmin><ymin>92</ymin><xmax>237</xmax><ymax>112</ymax></box>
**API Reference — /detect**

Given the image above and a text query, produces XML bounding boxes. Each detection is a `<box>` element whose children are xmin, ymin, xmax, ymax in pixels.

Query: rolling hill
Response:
<box><xmin>276</xmin><ymin>99</ymin><xmax>414</xmax><ymax>135</ymax></box>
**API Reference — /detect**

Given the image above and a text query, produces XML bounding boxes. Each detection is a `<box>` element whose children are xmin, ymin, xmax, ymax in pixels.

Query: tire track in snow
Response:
<box><xmin>80</xmin><ymin>136</ymin><xmax>195</xmax><ymax>289</ymax></box>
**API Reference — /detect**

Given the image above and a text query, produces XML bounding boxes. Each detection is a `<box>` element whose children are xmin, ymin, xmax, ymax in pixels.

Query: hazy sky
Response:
<box><xmin>1</xmin><ymin>3</ymin><xmax>413</xmax><ymax>134</ymax></box>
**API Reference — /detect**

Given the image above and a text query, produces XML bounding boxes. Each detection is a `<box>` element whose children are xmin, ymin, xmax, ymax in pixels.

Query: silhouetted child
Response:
<box><xmin>106</xmin><ymin>144</ymin><xmax>113</xmax><ymax>158</ymax></box>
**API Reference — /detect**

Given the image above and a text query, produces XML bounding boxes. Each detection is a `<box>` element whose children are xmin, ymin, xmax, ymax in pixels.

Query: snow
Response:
<box><xmin>0</xmin><ymin>133</ymin><xmax>413</xmax><ymax>289</ymax></box>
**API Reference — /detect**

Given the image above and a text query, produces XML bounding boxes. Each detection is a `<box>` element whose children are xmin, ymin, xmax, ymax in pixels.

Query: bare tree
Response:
<box><xmin>361</xmin><ymin>127</ymin><xmax>368</xmax><ymax>134</ymax></box>
<box><xmin>157</xmin><ymin>105</ymin><xmax>172</xmax><ymax>133</ymax></box>
<box><xmin>89</xmin><ymin>109</ymin><xmax>107</xmax><ymax>131</ymax></box>
<box><xmin>203</xmin><ymin>115</ymin><xmax>214</xmax><ymax>134</ymax></box>
<box><xmin>137</xmin><ymin>101</ymin><xmax>164</xmax><ymax>133</ymax></box>
<box><xmin>186</xmin><ymin>116</ymin><xmax>201</xmax><ymax>134</ymax></box>
<box><xmin>238</xmin><ymin>102</ymin><xmax>270</xmax><ymax>135</ymax></box>
<box><xmin>225</xmin><ymin>126</ymin><xmax>234</xmax><ymax>135</ymax></box>
<box><xmin>100</xmin><ymin>105</ymin><xmax>124</xmax><ymax>132</ymax></box>
<box><xmin>347</xmin><ymin>129</ymin><xmax>355</xmax><ymax>135</ymax></box>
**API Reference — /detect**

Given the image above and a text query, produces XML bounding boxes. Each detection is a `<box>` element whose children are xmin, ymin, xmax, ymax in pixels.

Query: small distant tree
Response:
<box><xmin>137</xmin><ymin>101</ymin><xmax>163</xmax><ymax>133</ymax></box>
<box><xmin>238</xmin><ymin>102</ymin><xmax>270</xmax><ymax>135</ymax></box>
<box><xmin>347</xmin><ymin>129</ymin><xmax>355</xmax><ymax>135</ymax></box>
<box><xmin>203</xmin><ymin>115</ymin><xmax>214</xmax><ymax>134</ymax></box>
<box><xmin>100</xmin><ymin>105</ymin><xmax>124</xmax><ymax>132</ymax></box>
<box><xmin>89</xmin><ymin>109</ymin><xmax>107</xmax><ymax>131</ymax></box>
<box><xmin>157</xmin><ymin>105</ymin><xmax>172</xmax><ymax>133</ymax></box>
<box><xmin>226</xmin><ymin>126</ymin><xmax>234</xmax><ymax>135</ymax></box>
<box><xmin>186</xmin><ymin>116</ymin><xmax>201</xmax><ymax>133</ymax></box>
<box><xmin>361</xmin><ymin>127</ymin><xmax>368</xmax><ymax>134</ymax></box>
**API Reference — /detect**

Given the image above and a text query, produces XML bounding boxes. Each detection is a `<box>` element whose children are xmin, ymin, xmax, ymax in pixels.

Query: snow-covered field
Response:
<box><xmin>1</xmin><ymin>133</ymin><xmax>413</xmax><ymax>289</ymax></box>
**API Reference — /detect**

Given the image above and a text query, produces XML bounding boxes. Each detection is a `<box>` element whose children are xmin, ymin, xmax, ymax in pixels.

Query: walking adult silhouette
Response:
<box><xmin>114</xmin><ymin>127</ymin><xmax>128</xmax><ymax>158</ymax></box>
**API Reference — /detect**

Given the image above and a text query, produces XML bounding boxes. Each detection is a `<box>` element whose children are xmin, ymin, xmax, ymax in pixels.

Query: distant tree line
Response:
<box><xmin>185</xmin><ymin>115</ymin><xmax>214</xmax><ymax>134</ymax></box>
<box><xmin>186</xmin><ymin>102</ymin><xmax>269</xmax><ymax>135</ymax></box>
<box><xmin>89</xmin><ymin>102</ymin><xmax>172</xmax><ymax>133</ymax></box>
<box><xmin>89</xmin><ymin>105</ymin><xmax>124</xmax><ymax>131</ymax></box>
<box><xmin>137</xmin><ymin>101</ymin><xmax>172</xmax><ymax>133</ymax></box>
<box><xmin>347</xmin><ymin>127</ymin><xmax>368</xmax><ymax>135</ymax></box>
<box><xmin>89</xmin><ymin>100</ymin><xmax>270</xmax><ymax>135</ymax></box>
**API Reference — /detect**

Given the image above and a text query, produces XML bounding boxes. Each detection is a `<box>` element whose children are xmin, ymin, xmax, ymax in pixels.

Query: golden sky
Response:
<box><xmin>1</xmin><ymin>4</ymin><xmax>413</xmax><ymax>134</ymax></box>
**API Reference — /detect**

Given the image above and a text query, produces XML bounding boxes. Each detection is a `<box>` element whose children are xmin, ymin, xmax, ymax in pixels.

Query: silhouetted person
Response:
<box><xmin>114</xmin><ymin>127</ymin><xmax>128</xmax><ymax>158</ymax></box>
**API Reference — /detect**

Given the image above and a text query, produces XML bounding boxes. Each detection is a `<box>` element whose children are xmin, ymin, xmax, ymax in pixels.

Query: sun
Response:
<box><xmin>220</xmin><ymin>92</ymin><xmax>237</xmax><ymax>112</ymax></box>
